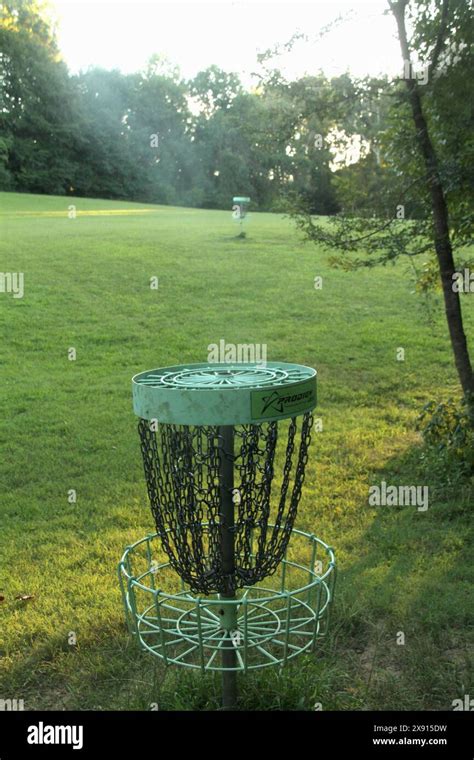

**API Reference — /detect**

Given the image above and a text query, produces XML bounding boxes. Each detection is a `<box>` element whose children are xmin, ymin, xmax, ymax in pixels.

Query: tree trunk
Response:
<box><xmin>390</xmin><ymin>1</ymin><xmax>474</xmax><ymax>402</ymax></box>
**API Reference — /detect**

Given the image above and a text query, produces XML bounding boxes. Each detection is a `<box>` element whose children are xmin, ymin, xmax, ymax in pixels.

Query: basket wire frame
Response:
<box><xmin>118</xmin><ymin>527</ymin><xmax>336</xmax><ymax>672</ymax></box>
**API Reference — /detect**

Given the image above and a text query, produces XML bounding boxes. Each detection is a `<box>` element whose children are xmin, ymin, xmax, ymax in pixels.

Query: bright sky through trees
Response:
<box><xmin>52</xmin><ymin>0</ymin><xmax>401</xmax><ymax>81</ymax></box>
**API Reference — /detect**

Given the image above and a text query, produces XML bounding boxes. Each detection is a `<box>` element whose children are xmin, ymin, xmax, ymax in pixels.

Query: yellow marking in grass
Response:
<box><xmin>0</xmin><ymin>209</ymin><xmax>158</xmax><ymax>218</ymax></box>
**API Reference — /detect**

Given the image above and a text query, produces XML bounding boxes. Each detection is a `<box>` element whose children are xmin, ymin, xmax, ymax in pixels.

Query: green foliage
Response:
<box><xmin>189</xmin><ymin>64</ymin><xmax>242</xmax><ymax>113</ymax></box>
<box><xmin>333</xmin><ymin>154</ymin><xmax>391</xmax><ymax>215</ymax></box>
<box><xmin>0</xmin><ymin>0</ymin><xmax>82</xmax><ymax>194</ymax></box>
<box><xmin>417</xmin><ymin>397</ymin><xmax>474</xmax><ymax>483</ymax></box>
<box><xmin>0</xmin><ymin>134</ymin><xmax>13</xmax><ymax>187</ymax></box>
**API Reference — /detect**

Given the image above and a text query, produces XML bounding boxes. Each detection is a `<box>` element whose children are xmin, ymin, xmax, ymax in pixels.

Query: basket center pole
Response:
<box><xmin>218</xmin><ymin>425</ymin><xmax>237</xmax><ymax>710</ymax></box>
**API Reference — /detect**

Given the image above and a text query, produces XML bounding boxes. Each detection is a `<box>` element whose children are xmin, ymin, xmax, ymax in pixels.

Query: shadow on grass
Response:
<box><xmin>2</xmin><ymin>444</ymin><xmax>472</xmax><ymax>711</ymax></box>
<box><xmin>331</xmin><ymin>442</ymin><xmax>473</xmax><ymax>710</ymax></box>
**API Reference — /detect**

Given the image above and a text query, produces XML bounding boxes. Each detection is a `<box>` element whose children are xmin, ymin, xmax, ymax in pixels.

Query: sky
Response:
<box><xmin>51</xmin><ymin>0</ymin><xmax>402</xmax><ymax>84</ymax></box>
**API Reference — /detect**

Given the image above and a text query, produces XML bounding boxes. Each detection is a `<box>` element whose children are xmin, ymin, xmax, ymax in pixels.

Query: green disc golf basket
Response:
<box><xmin>119</xmin><ymin>362</ymin><xmax>336</xmax><ymax>709</ymax></box>
<box><xmin>232</xmin><ymin>196</ymin><xmax>250</xmax><ymax>236</ymax></box>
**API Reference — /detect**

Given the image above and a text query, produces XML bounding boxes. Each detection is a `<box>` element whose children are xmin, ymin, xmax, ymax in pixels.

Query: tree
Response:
<box><xmin>293</xmin><ymin>0</ymin><xmax>473</xmax><ymax>411</ymax></box>
<box><xmin>189</xmin><ymin>65</ymin><xmax>242</xmax><ymax>114</ymax></box>
<box><xmin>0</xmin><ymin>0</ymin><xmax>82</xmax><ymax>194</ymax></box>
<box><xmin>389</xmin><ymin>0</ymin><xmax>473</xmax><ymax>402</ymax></box>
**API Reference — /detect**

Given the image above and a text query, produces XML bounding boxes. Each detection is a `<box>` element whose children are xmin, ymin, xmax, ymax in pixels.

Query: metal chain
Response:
<box><xmin>138</xmin><ymin>413</ymin><xmax>313</xmax><ymax>594</ymax></box>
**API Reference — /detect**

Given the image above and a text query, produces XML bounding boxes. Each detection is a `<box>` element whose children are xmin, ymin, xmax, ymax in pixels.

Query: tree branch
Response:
<box><xmin>305</xmin><ymin>174</ymin><xmax>426</xmax><ymax>248</ymax></box>
<box><xmin>429</xmin><ymin>0</ymin><xmax>450</xmax><ymax>76</ymax></box>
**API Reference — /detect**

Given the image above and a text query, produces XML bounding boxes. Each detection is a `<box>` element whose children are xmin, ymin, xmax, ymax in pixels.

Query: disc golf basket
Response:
<box><xmin>119</xmin><ymin>362</ymin><xmax>336</xmax><ymax>709</ymax></box>
<box><xmin>232</xmin><ymin>196</ymin><xmax>250</xmax><ymax>237</ymax></box>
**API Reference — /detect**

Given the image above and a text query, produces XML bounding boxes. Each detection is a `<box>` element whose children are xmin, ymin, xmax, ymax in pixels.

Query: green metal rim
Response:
<box><xmin>132</xmin><ymin>361</ymin><xmax>317</xmax><ymax>425</ymax></box>
<box><xmin>120</xmin><ymin>531</ymin><xmax>336</xmax><ymax>598</ymax></box>
<box><xmin>118</xmin><ymin>526</ymin><xmax>336</xmax><ymax>672</ymax></box>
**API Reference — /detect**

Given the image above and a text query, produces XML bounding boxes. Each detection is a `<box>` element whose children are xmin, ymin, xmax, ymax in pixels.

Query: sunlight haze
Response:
<box><xmin>52</xmin><ymin>0</ymin><xmax>401</xmax><ymax>82</ymax></box>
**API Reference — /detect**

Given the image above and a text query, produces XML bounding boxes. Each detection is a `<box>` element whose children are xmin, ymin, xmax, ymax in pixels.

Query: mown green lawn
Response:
<box><xmin>0</xmin><ymin>191</ymin><xmax>472</xmax><ymax>710</ymax></box>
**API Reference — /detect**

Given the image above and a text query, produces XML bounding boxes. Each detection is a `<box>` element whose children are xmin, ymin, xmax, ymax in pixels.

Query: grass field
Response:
<box><xmin>0</xmin><ymin>190</ymin><xmax>472</xmax><ymax>711</ymax></box>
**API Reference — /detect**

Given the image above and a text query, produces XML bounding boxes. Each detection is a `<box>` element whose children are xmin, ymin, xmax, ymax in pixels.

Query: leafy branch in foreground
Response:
<box><xmin>291</xmin><ymin>173</ymin><xmax>433</xmax><ymax>269</ymax></box>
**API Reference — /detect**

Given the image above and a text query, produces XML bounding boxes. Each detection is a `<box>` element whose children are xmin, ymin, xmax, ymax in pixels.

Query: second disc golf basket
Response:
<box><xmin>119</xmin><ymin>362</ymin><xmax>336</xmax><ymax>709</ymax></box>
<box><xmin>232</xmin><ymin>196</ymin><xmax>250</xmax><ymax>237</ymax></box>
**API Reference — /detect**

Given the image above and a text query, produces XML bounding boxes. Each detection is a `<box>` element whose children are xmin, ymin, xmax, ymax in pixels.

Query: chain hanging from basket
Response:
<box><xmin>138</xmin><ymin>413</ymin><xmax>313</xmax><ymax>595</ymax></box>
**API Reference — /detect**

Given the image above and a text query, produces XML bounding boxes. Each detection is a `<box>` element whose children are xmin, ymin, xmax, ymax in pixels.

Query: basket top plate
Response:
<box><xmin>132</xmin><ymin>362</ymin><xmax>316</xmax><ymax>425</ymax></box>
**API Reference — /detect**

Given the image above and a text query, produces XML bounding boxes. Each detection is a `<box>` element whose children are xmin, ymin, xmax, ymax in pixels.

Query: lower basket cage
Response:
<box><xmin>118</xmin><ymin>526</ymin><xmax>336</xmax><ymax>672</ymax></box>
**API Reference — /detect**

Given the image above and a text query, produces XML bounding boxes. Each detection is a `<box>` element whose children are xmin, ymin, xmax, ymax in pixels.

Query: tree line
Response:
<box><xmin>1</xmin><ymin>1</ymin><xmax>389</xmax><ymax>214</ymax></box>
